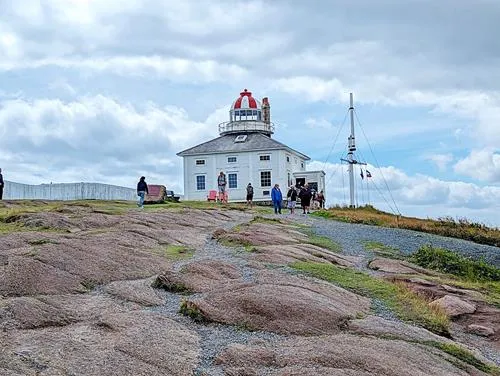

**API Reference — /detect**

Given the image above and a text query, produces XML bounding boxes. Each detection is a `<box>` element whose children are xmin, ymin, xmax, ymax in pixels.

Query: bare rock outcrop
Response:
<box><xmin>1</xmin><ymin>310</ymin><xmax>199</xmax><ymax>376</ymax></box>
<box><xmin>154</xmin><ymin>260</ymin><xmax>243</xmax><ymax>293</ymax></box>
<box><xmin>182</xmin><ymin>270</ymin><xmax>370</xmax><ymax>335</ymax></box>
<box><xmin>429</xmin><ymin>295</ymin><xmax>477</xmax><ymax>317</ymax></box>
<box><xmin>215</xmin><ymin>334</ymin><xmax>481</xmax><ymax>376</ymax></box>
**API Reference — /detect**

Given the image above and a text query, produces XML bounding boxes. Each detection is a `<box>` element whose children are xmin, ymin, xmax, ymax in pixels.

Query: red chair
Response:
<box><xmin>207</xmin><ymin>190</ymin><xmax>217</xmax><ymax>201</ymax></box>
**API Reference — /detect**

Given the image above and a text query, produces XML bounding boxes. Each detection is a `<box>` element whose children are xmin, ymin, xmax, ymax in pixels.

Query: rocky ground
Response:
<box><xmin>0</xmin><ymin>201</ymin><xmax>498</xmax><ymax>375</ymax></box>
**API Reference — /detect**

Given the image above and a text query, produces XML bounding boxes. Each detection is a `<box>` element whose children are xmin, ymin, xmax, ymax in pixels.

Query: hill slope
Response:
<box><xmin>0</xmin><ymin>201</ymin><xmax>498</xmax><ymax>375</ymax></box>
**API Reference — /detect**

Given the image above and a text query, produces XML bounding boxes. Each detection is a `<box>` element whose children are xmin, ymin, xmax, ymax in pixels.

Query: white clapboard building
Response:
<box><xmin>177</xmin><ymin>89</ymin><xmax>325</xmax><ymax>202</ymax></box>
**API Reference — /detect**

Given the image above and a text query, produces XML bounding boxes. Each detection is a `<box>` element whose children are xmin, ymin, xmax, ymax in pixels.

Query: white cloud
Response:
<box><xmin>308</xmin><ymin>160</ymin><xmax>500</xmax><ymax>218</ymax></box>
<box><xmin>0</xmin><ymin>56</ymin><xmax>249</xmax><ymax>83</ymax></box>
<box><xmin>304</xmin><ymin>117</ymin><xmax>334</xmax><ymax>130</ymax></box>
<box><xmin>424</xmin><ymin>153</ymin><xmax>454</xmax><ymax>171</ymax></box>
<box><xmin>0</xmin><ymin>95</ymin><xmax>220</xmax><ymax>191</ymax></box>
<box><xmin>454</xmin><ymin>149</ymin><xmax>500</xmax><ymax>183</ymax></box>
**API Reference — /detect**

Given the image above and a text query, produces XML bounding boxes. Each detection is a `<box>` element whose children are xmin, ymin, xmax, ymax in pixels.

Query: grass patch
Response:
<box><xmin>179</xmin><ymin>300</ymin><xmax>208</xmax><ymax>323</ymax></box>
<box><xmin>410</xmin><ymin>245</ymin><xmax>500</xmax><ymax>282</ymax></box>
<box><xmin>363</xmin><ymin>241</ymin><xmax>404</xmax><ymax>259</ymax></box>
<box><xmin>305</xmin><ymin>234</ymin><xmax>342</xmax><ymax>253</ymax></box>
<box><xmin>300</xmin><ymin>229</ymin><xmax>342</xmax><ymax>253</ymax></box>
<box><xmin>28</xmin><ymin>238</ymin><xmax>58</xmax><ymax>245</ymax></box>
<box><xmin>151</xmin><ymin>276</ymin><xmax>192</xmax><ymax>294</ymax></box>
<box><xmin>291</xmin><ymin>261</ymin><xmax>449</xmax><ymax>335</ymax></box>
<box><xmin>158</xmin><ymin>245</ymin><xmax>194</xmax><ymax>261</ymax></box>
<box><xmin>313</xmin><ymin>205</ymin><xmax>500</xmax><ymax>247</ymax></box>
<box><xmin>426</xmin><ymin>341</ymin><xmax>500</xmax><ymax>375</ymax></box>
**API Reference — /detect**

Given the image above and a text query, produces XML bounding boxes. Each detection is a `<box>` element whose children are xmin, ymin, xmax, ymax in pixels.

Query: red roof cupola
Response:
<box><xmin>231</xmin><ymin>89</ymin><xmax>261</xmax><ymax>110</ymax></box>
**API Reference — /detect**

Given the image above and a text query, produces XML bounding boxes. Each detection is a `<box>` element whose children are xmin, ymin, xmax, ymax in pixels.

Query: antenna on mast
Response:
<box><xmin>341</xmin><ymin>93</ymin><xmax>366</xmax><ymax>208</ymax></box>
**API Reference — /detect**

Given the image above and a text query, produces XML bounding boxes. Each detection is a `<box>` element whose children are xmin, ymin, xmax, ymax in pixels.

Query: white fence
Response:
<box><xmin>3</xmin><ymin>181</ymin><xmax>136</xmax><ymax>201</ymax></box>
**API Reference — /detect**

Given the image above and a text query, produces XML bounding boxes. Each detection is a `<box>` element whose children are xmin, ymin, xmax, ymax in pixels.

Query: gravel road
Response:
<box><xmin>284</xmin><ymin>214</ymin><xmax>500</xmax><ymax>267</ymax></box>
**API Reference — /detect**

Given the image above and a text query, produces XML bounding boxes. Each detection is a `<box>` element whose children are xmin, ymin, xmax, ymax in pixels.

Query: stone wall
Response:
<box><xmin>3</xmin><ymin>181</ymin><xmax>136</xmax><ymax>201</ymax></box>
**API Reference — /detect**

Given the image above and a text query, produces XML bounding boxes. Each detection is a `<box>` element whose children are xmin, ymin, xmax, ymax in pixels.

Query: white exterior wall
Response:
<box><xmin>182</xmin><ymin>149</ymin><xmax>307</xmax><ymax>201</ymax></box>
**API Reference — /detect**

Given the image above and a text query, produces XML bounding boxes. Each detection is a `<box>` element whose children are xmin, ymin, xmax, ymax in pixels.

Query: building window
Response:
<box><xmin>263</xmin><ymin>190</ymin><xmax>270</xmax><ymax>196</ymax></box>
<box><xmin>286</xmin><ymin>156</ymin><xmax>290</xmax><ymax>163</ymax></box>
<box><xmin>259</xmin><ymin>155</ymin><xmax>270</xmax><ymax>161</ymax></box>
<box><xmin>228</xmin><ymin>156</ymin><xmax>237</xmax><ymax>163</ymax></box>
<box><xmin>196</xmin><ymin>159</ymin><xmax>205</xmax><ymax>165</ymax></box>
<box><xmin>260</xmin><ymin>171</ymin><xmax>271</xmax><ymax>187</ymax></box>
<box><xmin>228</xmin><ymin>173</ymin><xmax>237</xmax><ymax>189</ymax></box>
<box><xmin>196</xmin><ymin>175</ymin><xmax>206</xmax><ymax>190</ymax></box>
<box><xmin>301</xmin><ymin>162</ymin><xmax>304</xmax><ymax>168</ymax></box>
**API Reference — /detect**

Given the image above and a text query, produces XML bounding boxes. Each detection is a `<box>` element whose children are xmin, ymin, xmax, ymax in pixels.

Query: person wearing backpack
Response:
<box><xmin>246</xmin><ymin>183</ymin><xmax>254</xmax><ymax>207</ymax></box>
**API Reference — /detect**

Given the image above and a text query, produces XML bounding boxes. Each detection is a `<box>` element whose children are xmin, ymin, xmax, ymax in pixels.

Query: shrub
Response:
<box><xmin>410</xmin><ymin>245</ymin><xmax>500</xmax><ymax>282</ymax></box>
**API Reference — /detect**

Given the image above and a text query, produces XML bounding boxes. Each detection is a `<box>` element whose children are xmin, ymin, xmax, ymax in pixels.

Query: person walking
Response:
<box><xmin>136</xmin><ymin>176</ymin><xmax>149</xmax><ymax>209</ymax></box>
<box><xmin>0</xmin><ymin>168</ymin><xmax>4</xmax><ymax>200</ymax></box>
<box><xmin>316</xmin><ymin>190</ymin><xmax>325</xmax><ymax>209</ymax></box>
<box><xmin>246</xmin><ymin>183</ymin><xmax>254</xmax><ymax>207</ymax></box>
<box><xmin>217</xmin><ymin>171</ymin><xmax>227</xmax><ymax>203</ymax></box>
<box><xmin>298</xmin><ymin>183</ymin><xmax>312</xmax><ymax>214</ymax></box>
<box><xmin>271</xmin><ymin>183</ymin><xmax>282</xmax><ymax>214</ymax></box>
<box><xmin>286</xmin><ymin>185</ymin><xmax>297</xmax><ymax>214</ymax></box>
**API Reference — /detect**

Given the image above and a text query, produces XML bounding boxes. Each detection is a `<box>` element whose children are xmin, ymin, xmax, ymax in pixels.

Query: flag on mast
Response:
<box><xmin>366</xmin><ymin>170</ymin><xmax>372</xmax><ymax>178</ymax></box>
<box><xmin>360</xmin><ymin>169</ymin><xmax>364</xmax><ymax>180</ymax></box>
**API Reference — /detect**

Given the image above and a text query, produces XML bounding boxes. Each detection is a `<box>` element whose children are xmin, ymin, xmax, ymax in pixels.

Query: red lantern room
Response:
<box><xmin>219</xmin><ymin>89</ymin><xmax>274</xmax><ymax>136</ymax></box>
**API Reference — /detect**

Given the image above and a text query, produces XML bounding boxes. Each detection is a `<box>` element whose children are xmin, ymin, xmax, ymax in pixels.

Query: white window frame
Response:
<box><xmin>259</xmin><ymin>155</ymin><xmax>270</xmax><ymax>161</ymax></box>
<box><xmin>227</xmin><ymin>156</ymin><xmax>237</xmax><ymax>163</ymax></box>
<box><xmin>228</xmin><ymin>173</ymin><xmax>238</xmax><ymax>189</ymax></box>
<box><xmin>260</xmin><ymin>171</ymin><xmax>271</xmax><ymax>187</ymax></box>
<box><xmin>195</xmin><ymin>159</ymin><xmax>206</xmax><ymax>165</ymax></box>
<box><xmin>196</xmin><ymin>175</ymin><xmax>206</xmax><ymax>190</ymax></box>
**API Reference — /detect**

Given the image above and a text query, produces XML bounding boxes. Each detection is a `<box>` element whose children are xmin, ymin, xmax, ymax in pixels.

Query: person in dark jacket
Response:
<box><xmin>298</xmin><ymin>183</ymin><xmax>312</xmax><ymax>214</ymax></box>
<box><xmin>286</xmin><ymin>185</ymin><xmax>297</xmax><ymax>214</ymax></box>
<box><xmin>271</xmin><ymin>183</ymin><xmax>282</xmax><ymax>214</ymax></box>
<box><xmin>0</xmin><ymin>168</ymin><xmax>4</xmax><ymax>200</ymax></box>
<box><xmin>136</xmin><ymin>176</ymin><xmax>149</xmax><ymax>208</ymax></box>
<box><xmin>246</xmin><ymin>183</ymin><xmax>254</xmax><ymax>207</ymax></box>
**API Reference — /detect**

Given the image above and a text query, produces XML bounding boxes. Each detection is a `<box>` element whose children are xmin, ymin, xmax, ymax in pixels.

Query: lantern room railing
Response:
<box><xmin>218</xmin><ymin>121</ymin><xmax>275</xmax><ymax>135</ymax></box>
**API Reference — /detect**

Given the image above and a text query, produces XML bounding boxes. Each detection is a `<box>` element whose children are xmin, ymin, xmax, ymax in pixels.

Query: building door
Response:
<box><xmin>295</xmin><ymin>178</ymin><xmax>305</xmax><ymax>188</ymax></box>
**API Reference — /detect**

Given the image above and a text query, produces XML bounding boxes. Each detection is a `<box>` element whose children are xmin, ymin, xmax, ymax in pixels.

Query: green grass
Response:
<box><xmin>305</xmin><ymin>233</ymin><xmax>342</xmax><ymax>253</ymax></box>
<box><xmin>410</xmin><ymin>245</ymin><xmax>500</xmax><ymax>282</ymax></box>
<box><xmin>363</xmin><ymin>240</ymin><xmax>404</xmax><ymax>259</ymax></box>
<box><xmin>27</xmin><ymin>238</ymin><xmax>59</xmax><ymax>245</ymax></box>
<box><xmin>179</xmin><ymin>300</ymin><xmax>207</xmax><ymax>322</ymax></box>
<box><xmin>291</xmin><ymin>261</ymin><xmax>449</xmax><ymax>335</ymax></box>
<box><xmin>157</xmin><ymin>244</ymin><xmax>194</xmax><ymax>260</ymax></box>
<box><xmin>426</xmin><ymin>341</ymin><xmax>500</xmax><ymax>375</ymax></box>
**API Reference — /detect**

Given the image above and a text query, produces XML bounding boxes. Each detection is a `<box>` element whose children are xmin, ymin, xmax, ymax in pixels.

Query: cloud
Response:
<box><xmin>454</xmin><ymin>149</ymin><xmax>500</xmax><ymax>183</ymax></box>
<box><xmin>0</xmin><ymin>95</ymin><xmax>220</xmax><ymax>191</ymax></box>
<box><xmin>424</xmin><ymin>153</ymin><xmax>454</xmax><ymax>172</ymax></box>
<box><xmin>309</xmin><ymin>160</ymin><xmax>500</xmax><ymax>213</ymax></box>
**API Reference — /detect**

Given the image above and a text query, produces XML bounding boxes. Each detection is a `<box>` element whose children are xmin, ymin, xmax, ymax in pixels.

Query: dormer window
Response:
<box><xmin>234</xmin><ymin>135</ymin><xmax>247</xmax><ymax>143</ymax></box>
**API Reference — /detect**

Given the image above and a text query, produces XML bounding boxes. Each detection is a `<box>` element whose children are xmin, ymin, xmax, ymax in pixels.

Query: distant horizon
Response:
<box><xmin>3</xmin><ymin>179</ymin><xmax>499</xmax><ymax>229</ymax></box>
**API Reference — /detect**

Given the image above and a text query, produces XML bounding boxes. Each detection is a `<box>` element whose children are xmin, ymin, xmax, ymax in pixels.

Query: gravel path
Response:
<box><xmin>280</xmin><ymin>213</ymin><xmax>500</xmax><ymax>267</ymax></box>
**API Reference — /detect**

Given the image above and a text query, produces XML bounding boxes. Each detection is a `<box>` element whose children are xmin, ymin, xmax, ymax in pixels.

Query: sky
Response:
<box><xmin>0</xmin><ymin>0</ymin><xmax>499</xmax><ymax>226</ymax></box>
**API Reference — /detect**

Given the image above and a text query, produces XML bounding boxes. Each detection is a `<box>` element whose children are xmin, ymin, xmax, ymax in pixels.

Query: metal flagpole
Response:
<box><xmin>340</xmin><ymin>93</ymin><xmax>366</xmax><ymax>208</ymax></box>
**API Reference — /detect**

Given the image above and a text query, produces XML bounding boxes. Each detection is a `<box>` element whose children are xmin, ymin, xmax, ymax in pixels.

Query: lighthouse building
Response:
<box><xmin>177</xmin><ymin>89</ymin><xmax>325</xmax><ymax>202</ymax></box>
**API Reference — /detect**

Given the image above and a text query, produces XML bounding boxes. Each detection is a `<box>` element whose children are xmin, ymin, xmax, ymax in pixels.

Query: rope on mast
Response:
<box><xmin>354</xmin><ymin>110</ymin><xmax>401</xmax><ymax>215</ymax></box>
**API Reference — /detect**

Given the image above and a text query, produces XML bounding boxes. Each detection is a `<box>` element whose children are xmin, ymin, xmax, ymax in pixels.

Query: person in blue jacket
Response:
<box><xmin>271</xmin><ymin>183</ymin><xmax>282</xmax><ymax>214</ymax></box>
